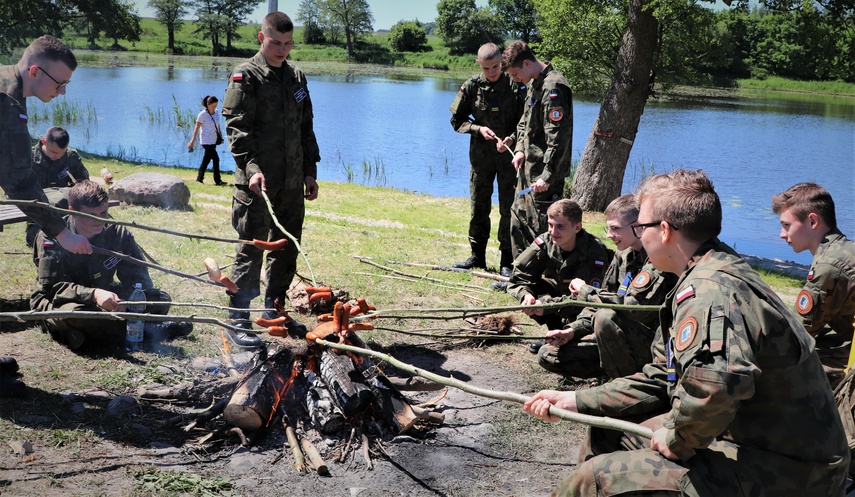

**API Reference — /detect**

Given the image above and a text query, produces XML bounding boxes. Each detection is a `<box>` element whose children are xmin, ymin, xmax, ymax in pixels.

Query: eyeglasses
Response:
<box><xmin>37</xmin><ymin>66</ymin><xmax>70</xmax><ymax>90</ymax></box>
<box><xmin>603</xmin><ymin>225</ymin><xmax>626</xmax><ymax>236</ymax></box>
<box><xmin>631</xmin><ymin>220</ymin><xmax>680</xmax><ymax>238</ymax></box>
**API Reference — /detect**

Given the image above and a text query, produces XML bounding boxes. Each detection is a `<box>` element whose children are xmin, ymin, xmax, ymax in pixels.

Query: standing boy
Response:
<box><xmin>221</xmin><ymin>12</ymin><xmax>321</xmax><ymax>348</ymax></box>
<box><xmin>772</xmin><ymin>182</ymin><xmax>854</xmax><ymax>387</ymax></box>
<box><xmin>532</xmin><ymin>194</ymin><xmax>676</xmax><ymax>380</ymax></box>
<box><xmin>524</xmin><ymin>170</ymin><xmax>848</xmax><ymax>497</ymax></box>
<box><xmin>449</xmin><ymin>43</ymin><xmax>525</xmax><ymax>276</ymax></box>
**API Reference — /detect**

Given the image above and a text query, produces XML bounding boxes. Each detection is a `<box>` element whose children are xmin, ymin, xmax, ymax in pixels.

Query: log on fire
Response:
<box><xmin>319</xmin><ymin>348</ymin><xmax>373</xmax><ymax>417</ymax></box>
<box><xmin>224</xmin><ymin>345</ymin><xmax>296</xmax><ymax>431</ymax></box>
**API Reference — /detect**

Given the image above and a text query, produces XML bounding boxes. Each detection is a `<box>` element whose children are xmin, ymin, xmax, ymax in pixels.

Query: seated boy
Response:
<box><xmin>772</xmin><ymin>182</ymin><xmax>854</xmax><ymax>387</ymax></box>
<box><xmin>507</xmin><ymin>198</ymin><xmax>612</xmax><ymax>332</ymax></box>
<box><xmin>26</xmin><ymin>126</ymin><xmax>90</xmax><ymax>246</ymax></box>
<box><xmin>533</xmin><ymin>194</ymin><xmax>676</xmax><ymax>379</ymax></box>
<box><xmin>31</xmin><ymin>180</ymin><xmax>191</xmax><ymax>351</ymax></box>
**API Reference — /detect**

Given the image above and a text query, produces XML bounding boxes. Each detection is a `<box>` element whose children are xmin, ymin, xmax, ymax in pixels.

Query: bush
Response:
<box><xmin>388</xmin><ymin>20</ymin><xmax>429</xmax><ymax>53</ymax></box>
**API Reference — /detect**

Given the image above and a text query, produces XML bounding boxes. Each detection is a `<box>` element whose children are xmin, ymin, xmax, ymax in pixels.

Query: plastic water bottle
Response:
<box><xmin>125</xmin><ymin>283</ymin><xmax>146</xmax><ymax>352</ymax></box>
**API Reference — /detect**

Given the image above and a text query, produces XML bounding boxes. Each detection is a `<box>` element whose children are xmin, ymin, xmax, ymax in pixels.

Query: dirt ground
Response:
<box><xmin>0</xmin><ymin>314</ymin><xmax>582</xmax><ymax>497</ymax></box>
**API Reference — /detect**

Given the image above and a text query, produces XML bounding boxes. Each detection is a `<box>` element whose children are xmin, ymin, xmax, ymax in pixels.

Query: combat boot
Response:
<box><xmin>500</xmin><ymin>249</ymin><xmax>514</xmax><ymax>278</ymax></box>
<box><xmin>0</xmin><ymin>356</ymin><xmax>20</xmax><ymax>376</ymax></box>
<box><xmin>0</xmin><ymin>376</ymin><xmax>26</xmax><ymax>397</ymax></box>
<box><xmin>264</xmin><ymin>296</ymin><xmax>308</xmax><ymax>338</ymax></box>
<box><xmin>226</xmin><ymin>304</ymin><xmax>264</xmax><ymax>348</ymax></box>
<box><xmin>452</xmin><ymin>244</ymin><xmax>486</xmax><ymax>270</ymax></box>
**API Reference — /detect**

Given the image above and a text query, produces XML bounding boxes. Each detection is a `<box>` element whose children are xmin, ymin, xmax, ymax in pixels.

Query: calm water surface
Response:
<box><xmin>28</xmin><ymin>67</ymin><xmax>855</xmax><ymax>266</ymax></box>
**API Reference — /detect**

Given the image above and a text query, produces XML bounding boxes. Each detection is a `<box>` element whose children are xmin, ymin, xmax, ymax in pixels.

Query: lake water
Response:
<box><xmin>27</xmin><ymin>66</ymin><xmax>855</xmax><ymax>266</ymax></box>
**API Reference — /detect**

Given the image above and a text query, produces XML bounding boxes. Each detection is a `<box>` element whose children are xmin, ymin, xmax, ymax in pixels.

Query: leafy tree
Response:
<box><xmin>192</xmin><ymin>0</ymin><xmax>256</xmax><ymax>55</ymax></box>
<box><xmin>70</xmin><ymin>0</ymin><xmax>142</xmax><ymax>48</ymax></box>
<box><xmin>436</xmin><ymin>0</ymin><xmax>504</xmax><ymax>55</ymax></box>
<box><xmin>321</xmin><ymin>0</ymin><xmax>374</xmax><ymax>59</ymax></box>
<box><xmin>297</xmin><ymin>0</ymin><xmax>327</xmax><ymax>44</ymax></box>
<box><xmin>0</xmin><ymin>1</ymin><xmax>65</xmax><ymax>55</ymax></box>
<box><xmin>148</xmin><ymin>0</ymin><xmax>190</xmax><ymax>52</ymax></box>
<box><xmin>489</xmin><ymin>0</ymin><xmax>540</xmax><ymax>43</ymax></box>
<box><xmin>388</xmin><ymin>20</ymin><xmax>429</xmax><ymax>52</ymax></box>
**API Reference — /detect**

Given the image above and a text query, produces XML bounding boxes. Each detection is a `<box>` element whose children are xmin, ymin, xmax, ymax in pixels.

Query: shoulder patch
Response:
<box><xmin>42</xmin><ymin>239</ymin><xmax>55</xmax><ymax>248</ymax></box>
<box><xmin>795</xmin><ymin>289</ymin><xmax>814</xmax><ymax>315</ymax></box>
<box><xmin>675</xmin><ymin>317</ymin><xmax>698</xmax><ymax>351</ymax></box>
<box><xmin>534</xmin><ymin>237</ymin><xmax>544</xmax><ymax>246</ymax></box>
<box><xmin>232</xmin><ymin>72</ymin><xmax>244</xmax><ymax>81</ymax></box>
<box><xmin>675</xmin><ymin>285</ymin><xmax>695</xmax><ymax>305</ymax></box>
<box><xmin>589</xmin><ymin>278</ymin><xmax>602</xmax><ymax>289</ymax></box>
<box><xmin>631</xmin><ymin>271</ymin><xmax>651</xmax><ymax>288</ymax></box>
<box><xmin>549</xmin><ymin>107</ymin><xmax>564</xmax><ymax>122</ymax></box>
<box><xmin>807</xmin><ymin>268</ymin><xmax>814</xmax><ymax>281</ymax></box>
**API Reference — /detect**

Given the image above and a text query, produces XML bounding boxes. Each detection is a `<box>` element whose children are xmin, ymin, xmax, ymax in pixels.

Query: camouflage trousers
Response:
<box><xmin>230</xmin><ymin>185</ymin><xmax>304</xmax><ymax>306</ymax></box>
<box><xmin>510</xmin><ymin>188</ymin><xmax>561</xmax><ymax>259</ymax></box>
<box><xmin>25</xmin><ymin>187</ymin><xmax>69</xmax><ymax>247</ymax></box>
<box><xmin>467</xmin><ymin>153</ymin><xmax>516</xmax><ymax>252</ymax></box>
<box><xmin>555</xmin><ymin>414</ymin><xmax>848</xmax><ymax>497</ymax></box>
<box><xmin>816</xmin><ymin>330</ymin><xmax>850</xmax><ymax>389</ymax></box>
<box><xmin>36</xmin><ymin>288</ymin><xmax>171</xmax><ymax>350</ymax></box>
<box><xmin>538</xmin><ymin>309</ymin><xmax>655</xmax><ymax>379</ymax></box>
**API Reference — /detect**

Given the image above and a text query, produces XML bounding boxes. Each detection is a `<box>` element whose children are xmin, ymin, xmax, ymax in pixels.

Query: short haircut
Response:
<box><xmin>44</xmin><ymin>126</ymin><xmax>70</xmax><ymax>149</ymax></box>
<box><xmin>262</xmin><ymin>11</ymin><xmax>294</xmax><ymax>36</ymax></box>
<box><xmin>547</xmin><ymin>199</ymin><xmax>583</xmax><ymax>224</ymax></box>
<box><xmin>68</xmin><ymin>180</ymin><xmax>109</xmax><ymax>211</ymax></box>
<box><xmin>502</xmin><ymin>40</ymin><xmax>536</xmax><ymax>70</ymax></box>
<box><xmin>20</xmin><ymin>35</ymin><xmax>77</xmax><ymax>71</ymax></box>
<box><xmin>771</xmin><ymin>182</ymin><xmax>837</xmax><ymax>229</ymax></box>
<box><xmin>636</xmin><ymin>169</ymin><xmax>722</xmax><ymax>243</ymax></box>
<box><xmin>477</xmin><ymin>43</ymin><xmax>501</xmax><ymax>61</ymax></box>
<box><xmin>605</xmin><ymin>194</ymin><xmax>639</xmax><ymax>224</ymax></box>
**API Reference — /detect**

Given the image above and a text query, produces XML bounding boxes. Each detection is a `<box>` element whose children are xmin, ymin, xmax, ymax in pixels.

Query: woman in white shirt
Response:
<box><xmin>187</xmin><ymin>95</ymin><xmax>226</xmax><ymax>186</ymax></box>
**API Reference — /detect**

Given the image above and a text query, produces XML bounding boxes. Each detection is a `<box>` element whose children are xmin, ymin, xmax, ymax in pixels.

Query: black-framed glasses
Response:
<box><xmin>631</xmin><ymin>220</ymin><xmax>679</xmax><ymax>238</ymax></box>
<box><xmin>37</xmin><ymin>66</ymin><xmax>70</xmax><ymax>90</ymax></box>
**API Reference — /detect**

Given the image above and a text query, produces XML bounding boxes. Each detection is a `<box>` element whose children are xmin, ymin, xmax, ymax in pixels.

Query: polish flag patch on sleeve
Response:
<box><xmin>232</xmin><ymin>72</ymin><xmax>244</xmax><ymax>81</ymax></box>
<box><xmin>675</xmin><ymin>285</ymin><xmax>695</xmax><ymax>305</ymax></box>
<box><xmin>594</xmin><ymin>260</ymin><xmax>605</xmax><ymax>268</ymax></box>
<box><xmin>42</xmin><ymin>239</ymin><xmax>55</xmax><ymax>248</ymax></box>
<box><xmin>19</xmin><ymin>113</ymin><xmax>28</xmax><ymax>123</ymax></box>
<box><xmin>534</xmin><ymin>236</ymin><xmax>544</xmax><ymax>246</ymax></box>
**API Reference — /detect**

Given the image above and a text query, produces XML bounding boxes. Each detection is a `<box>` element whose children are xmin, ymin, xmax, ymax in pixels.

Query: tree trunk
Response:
<box><xmin>345</xmin><ymin>26</ymin><xmax>354</xmax><ymax>59</ymax></box>
<box><xmin>167</xmin><ymin>27</ymin><xmax>175</xmax><ymax>51</ymax></box>
<box><xmin>571</xmin><ymin>0</ymin><xmax>659</xmax><ymax>212</ymax></box>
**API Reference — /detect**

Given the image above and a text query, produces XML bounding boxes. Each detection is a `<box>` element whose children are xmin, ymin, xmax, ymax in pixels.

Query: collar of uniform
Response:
<box><xmin>0</xmin><ymin>65</ymin><xmax>25</xmax><ymax>107</ymax></box>
<box><xmin>531</xmin><ymin>63</ymin><xmax>553</xmax><ymax>91</ymax></box>
<box><xmin>820</xmin><ymin>228</ymin><xmax>846</xmax><ymax>247</ymax></box>
<box><xmin>253</xmin><ymin>51</ymin><xmax>297</xmax><ymax>83</ymax></box>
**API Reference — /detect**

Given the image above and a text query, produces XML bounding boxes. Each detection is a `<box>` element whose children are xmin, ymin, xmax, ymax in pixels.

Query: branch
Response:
<box><xmin>314</xmin><ymin>338</ymin><xmax>652</xmax><ymax>438</ymax></box>
<box><xmin>357</xmin><ymin>257</ymin><xmax>508</xmax><ymax>282</ymax></box>
<box><xmin>352</xmin><ymin>272</ymin><xmax>490</xmax><ymax>294</ymax></box>
<box><xmin>0</xmin><ymin>310</ymin><xmax>259</xmax><ymax>333</ymax></box>
<box><xmin>91</xmin><ymin>245</ymin><xmax>228</xmax><ymax>290</ymax></box>
<box><xmin>354</xmin><ymin>256</ymin><xmax>492</xmax><ymax>291</ymax></box>
<box><xmin>259</xmin><ymin>190</ymin><xmax>318</xmax><ymax>287</ymax></box>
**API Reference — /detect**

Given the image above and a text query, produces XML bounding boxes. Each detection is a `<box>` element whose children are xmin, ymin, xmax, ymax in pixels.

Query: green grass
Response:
<box><xmin>737</xmin><ymin>76</ymin><xmax>855</xmax><ymax>96</ymax></box>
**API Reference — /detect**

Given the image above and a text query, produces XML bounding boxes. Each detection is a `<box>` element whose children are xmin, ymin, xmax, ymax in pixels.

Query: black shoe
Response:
<box><xmin>490</xmin><ymin>281</ymin><xmax>508</xmax><ymax>292</ymax></box>
<box><xmin>224</xmin><ymin>327</ymin><xmax>264</xmax><ymax>348</ymax></box>
<box><xmin>284</xmin><ymin>318</ymin><xmax>308</xmax><ymax>339</ymax></box>
<box><xmin>196</xmin><ymin>178</ymin><xmax>204</xmax><ymax>183</ymax></box>
<box><xmin>528</xmin><ymin>341</ymin><xmax>545</xmax><ymax>354</ymax></box>
<box><xmin>0</xmin><ymin>375</ymin><xmax>26</xmax><ymax>397</ymax></box>
<box><xmin>215</xmin><ymin>181</ymin><xmax>227</xmax><ymax>186</ymax></box>
<box><xmin>0</xmin><ymin>356</ymin><xmax>19</xmax><ymax>376</ymax></box>
<box><xmin>453</xmin><ymin>254</ymin><xmax>487</xmax><ymax>270</ymax></box>
<box><xmin>500</xmin><ymin>266</ymin><xmax>513</xmax><ymax>278</ymax></box>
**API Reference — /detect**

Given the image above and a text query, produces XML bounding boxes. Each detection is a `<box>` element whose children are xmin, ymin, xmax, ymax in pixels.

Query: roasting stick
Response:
<box><xmin>0</xmin><ymin>198</ymin><xmax>287</xmax><ymax>249</ymax></box>
<box><xmin>283</xmin><ymin>418</ymin><xmax>306</xmax><ymax>473</ymax></box>
<box><xmin>313</xmin><ymin>338</ymin><xmax>653</xmax><ymax>439</ymax></box>
<box><xmin>259</xmin><ymin>190</ymin><xmax>317</xmax><ymax>287</ymax></box>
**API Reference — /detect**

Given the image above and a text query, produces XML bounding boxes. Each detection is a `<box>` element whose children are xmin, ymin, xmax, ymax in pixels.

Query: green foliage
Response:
<box><xmin>133</xmin><ymin>468</ymin><xmax>233</xmax><ymax>496</ymax></box>
<box><xmin>489</xmin><ymin>0</ymin><xmax>540</xmax><ymax>43</ymax></box>
<box><xmin>436</xmin><ymin>0</ymin><xmax>505</xmax><ymax>56</ymax></box>
<box><xmin>388</xmin><ymin>20</ymin><xmax>429</xmax><ymax>52</ymax></box>
<box><xmin>0</xmin><ymin>1</ymin><xmax>65</xmax><ymax>55</ymax></box>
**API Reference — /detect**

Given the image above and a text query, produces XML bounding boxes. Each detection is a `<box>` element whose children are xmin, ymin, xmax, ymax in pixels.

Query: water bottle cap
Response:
<box><xmin>135</xmin><ymin>283</ymin><xmax>142</xmax><ymax>289</ymax></box>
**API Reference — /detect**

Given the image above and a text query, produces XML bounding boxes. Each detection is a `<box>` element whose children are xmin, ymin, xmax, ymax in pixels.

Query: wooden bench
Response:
<box><xmin>0</xmin><ymin>201</ymin><xmax>120</xmax><ymax>232</ymax></box>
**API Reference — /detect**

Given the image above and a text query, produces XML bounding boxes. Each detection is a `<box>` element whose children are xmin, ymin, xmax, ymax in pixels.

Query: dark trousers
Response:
<box><xmin>197</xmin><ymin>144</ymin><xmax>221</xmax><ymax>183</ymax></box>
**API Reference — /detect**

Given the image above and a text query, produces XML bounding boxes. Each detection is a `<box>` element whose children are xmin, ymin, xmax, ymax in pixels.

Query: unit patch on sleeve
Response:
<box><xmin>549</xmin><ymin>107</ymin><xmax>564</xmax><ymax>122</ymax></box>
<box><xmin>795</xmin><ymin>289</ymin><xmax>814</xmax><ymax>315</ymax></box>
<box><xmin>675</xmin><ymin>317</ymin><xmax>698</xmax><ymax>351</ymax></box>
<box><xmin>631</xmin><ymin>271</ymin><xmax>651</xmax><ymax>288</ymax></box>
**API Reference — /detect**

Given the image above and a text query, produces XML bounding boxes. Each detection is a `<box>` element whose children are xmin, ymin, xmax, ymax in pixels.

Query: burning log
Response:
<box><xmin>224</xmin><ymin>346</ymin><xmax>296</xmax><ymax>431</ymax></box>
<box><xmin>319</xmin><ymin>348</ymin><xmax>374</xmax><ymax>417</ymax></box>
<box><xmin>305</xmin><ymin>372</ymin><xmax>346</xmax><ymax>434</ymax></box>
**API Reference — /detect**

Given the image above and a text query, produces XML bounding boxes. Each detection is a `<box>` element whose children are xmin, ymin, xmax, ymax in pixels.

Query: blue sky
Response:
<box><xmin>132</xmin><ymin>1</ymin><xmax>489</xmax><ymax>30</ymax></box>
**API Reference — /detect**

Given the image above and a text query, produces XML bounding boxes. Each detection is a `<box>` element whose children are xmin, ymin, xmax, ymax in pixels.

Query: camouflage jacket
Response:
<box><xmin>31</xmin><ymin>216</ymin><xmax>152</xmax><ymax>312</ymax></box>
<box><xmin>795</xmin><ymin>230</ymin><xmax>855</xmax><ymax>340</ymax></box>
<box><xmin>33</xmin><ymin>144</ymin><xmax>89</xmax><ymax>188</ymax></box>
<box><xmin>570</xmin><ymin>247</ymin><xmax>677</xmax><ymax>338</ymax></box>
<box><xmin>507</xmin><ymin>229</ymin><xmax>612</xmax><ymax>314</ymax></box>
<box><xmin>449</xmin><ymin>72</ymin><xmax>525</xmax><ymax>158</ymax></box>
<box><xmin>0</xmin><ymin>65</ymin><xmax>66</xmax><ymax>237</ymax></box>
<box><xmin>513</xmin><ymin>63</ymin><xmax>572</xmax><ymax>197</ymax></box>
<box><xmin>575</xmin><ymin>239</ymin><xmax>849</xmax><ymax>495</ymax></box>
<box><xmin>222</xmin><ymin>52</ymin><xmax>320</xmax><ymax>190</ymax></box>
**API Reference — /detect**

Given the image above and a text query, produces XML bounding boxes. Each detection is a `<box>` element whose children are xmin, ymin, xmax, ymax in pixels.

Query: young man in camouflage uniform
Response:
<box><xmin>449</xmin><ymin>43</ymin><xmax>525</xmax><ymax>277</ymax></box>
<box><xmin>532</xmin><ymin>194</ymin><xmax>676</xmax><ymax>380</ymax></box>
<box><xmin>26</xmin><ymin>126</ymin><xmax>90</xmax><ymax>246</ymax></box>
<box><xmin>493</xmin><ymin>41</ymin><xmax>573</xmax><ymax>292</ymax></box>
<box><xmin>31</xmin><ymin>181</ymin><xmax>191</xmax><ymax>351</ymax></box>
<box><xmin>0</xmin><ymin>35</ymin><xmax>91</xmax><ymax>396</ymax></box>
<box><xmin>524</xmin><ymin>170</ymin><xmax>849</xmax><ymax>497</ymax></box>
<box><xmin>221</xmin><ymin>12</ymin><xmax>321</xmax><ymax>348</ymax></box>
<box><xmin>508</xmin><ymin>199</ymin><xmax>611</xmax><ymax>332</ymax></box>
<box><xmin>773</xmin><ymin>182</ymin><xmax>854</xmax><ymax>388</ymax></box>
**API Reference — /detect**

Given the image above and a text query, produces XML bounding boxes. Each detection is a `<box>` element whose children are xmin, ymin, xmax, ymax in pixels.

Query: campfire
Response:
<box><xmin>141</xmin><ymin>293</ymin><xmax>446</xmax><ymax>475</ymax></box>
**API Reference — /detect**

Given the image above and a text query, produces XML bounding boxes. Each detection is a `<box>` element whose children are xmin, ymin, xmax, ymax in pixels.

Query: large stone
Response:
<box><xmin>110</xmin><ymin>172</ymin><xmax>190</xmax><ymax>209</ymax></box>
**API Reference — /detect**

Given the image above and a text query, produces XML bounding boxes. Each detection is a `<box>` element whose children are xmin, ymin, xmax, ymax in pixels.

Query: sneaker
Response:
<box><xmin>528</xmin><ymin>341</ymin><xmax>545</xmax><ymax>354</ymax></box>
<box><xmin>490</xmin><ymin>281</ymin><xmax>509</xmax><ymax>292</ymax></box>
<box><xmin>452</xmin><ymin>254</ymin><xmax>486</xmax><ymax>270</ymax></box>
<box><xmin>224</xmin><ymin>327</ymin><xmax>264</xmax><ymax>348</ymax></box>
<box><xmin>0</xmin><ymin>356</ymin><xmax>19</xmax><ymax>376</ymax></box>
<box><xmin>0</xmin><ymin>375</ymin><xmax>26</xmax><ymax>398</ymax></box>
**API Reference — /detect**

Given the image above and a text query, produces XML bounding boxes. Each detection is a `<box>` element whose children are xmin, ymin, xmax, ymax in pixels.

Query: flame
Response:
<box><xmin>266</xmin><ymin>360</ymin><xmax>301</xmax><ymax>426</ymax></box>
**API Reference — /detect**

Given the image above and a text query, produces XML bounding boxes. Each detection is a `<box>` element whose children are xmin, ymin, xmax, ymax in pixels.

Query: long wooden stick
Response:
<box><xmin>362</xmin><ymin>257</ymin><xmax>508</xmax><ymax>282</ymax></box>
<box><xmin>0</xmin><ymin>309</ymin><xmax>259</xmax><ymax>333</ymax></box>
<box><xmin>353</xmin><ymin>272</ymin><xmax>490</xmax><ymax>294</ymax></box>
<box><xmin>355</xmin><ymin>257</ymin><xmax>489</xmax><ymax>291</ymax></box>
<box><xmin>91</xmin><ymin>245</ymin><xmax>228</xmax><ymax>289</ymax></box>
<box><xmin>373</xmin><ymin>326</ymin><xmax>546</xmax><ymax>340</ymax></box>
<box><xmin>259</xmin><ymin>190</ymin><xmax>317</xmax><ymax>287</ymax></box>
<box><xmin>315</xmin><ymin>338</ymin><xmax>653</xmax><ymax>439</ymax></box>
<box><xmin>0</xmin><ymin>199</ymin><xmax>281</xmax><ymax>248</ymax></box>
<box><xmin>283</xmin><ymin>419</ymin><xmax>306</xmax><ymax>473</ymax></box>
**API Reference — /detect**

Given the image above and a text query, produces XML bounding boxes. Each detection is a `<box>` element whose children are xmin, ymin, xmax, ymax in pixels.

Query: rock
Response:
<box><xmin>8</xmin><ymin>440</ymin><xmax>34</xmax><ymax>455</ymax></box>
<box><xmin>190</xmin><ymin>357</ymin><xmax>221</xmax><ymax>372</ymax></box>
<box><xmin>110</xmin><ymin>172</ymin><xmax>190</xmax><ymax>209</ymax></box>
<box><xmin>106</xmin><ymin>395</ymin><xmax>138</xmax><ymax>418</ymax></box>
